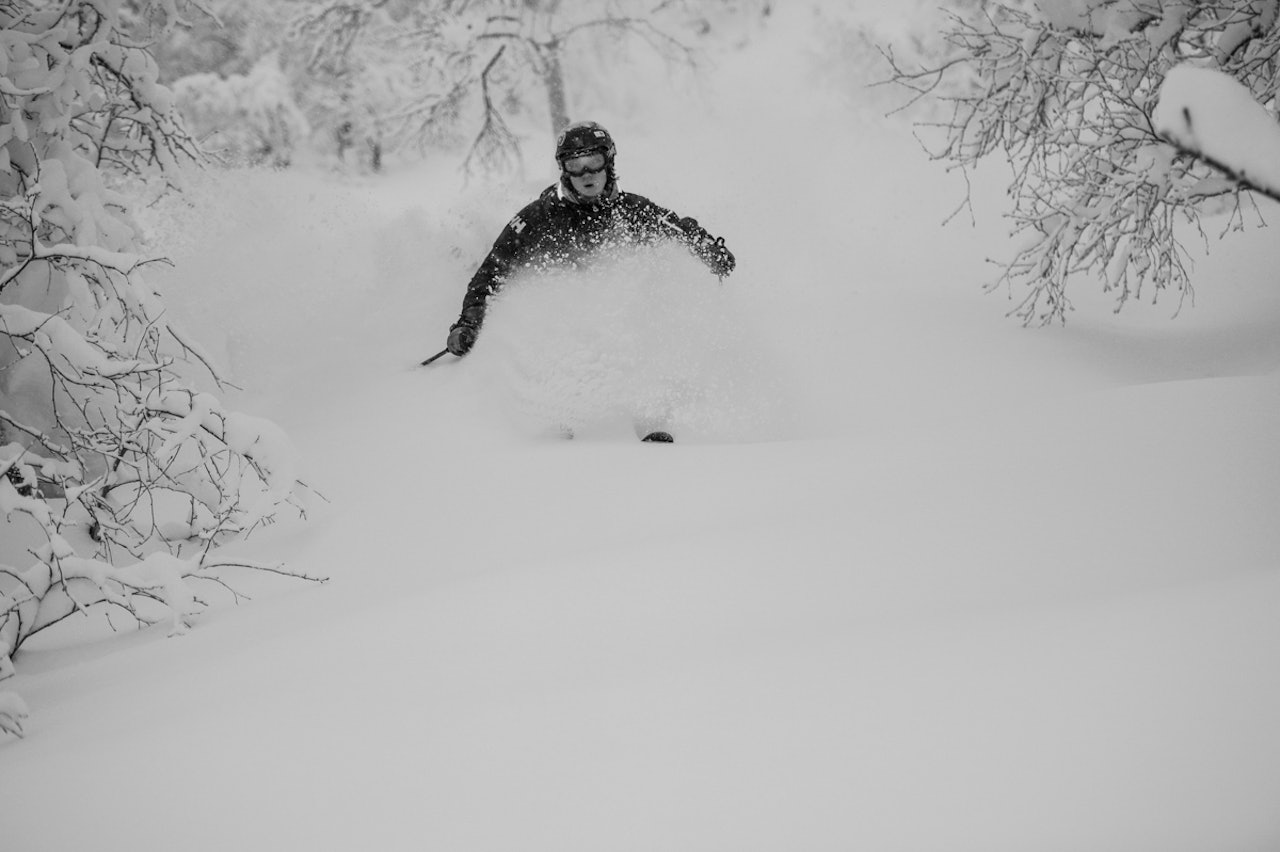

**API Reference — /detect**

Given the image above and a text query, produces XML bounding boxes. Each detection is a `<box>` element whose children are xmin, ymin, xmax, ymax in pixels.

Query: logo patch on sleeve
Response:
<box><xmin>510</xmin><ymin>215</ymin><xmax>526</xmax><ymax>234</ymax></box>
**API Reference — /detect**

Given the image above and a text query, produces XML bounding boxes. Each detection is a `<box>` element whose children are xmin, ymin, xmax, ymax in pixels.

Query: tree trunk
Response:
<box><xmin>541</xmin><ymin>42</ymin><xmax>570</xmax><ymax>137</ymax></box>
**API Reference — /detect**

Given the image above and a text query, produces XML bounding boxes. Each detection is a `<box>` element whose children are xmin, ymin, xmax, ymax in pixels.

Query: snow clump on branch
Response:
<box><xmin>1154</xmin><ymin>64</ymin><xmax>1280</xmax><ymax>203</ymax></box>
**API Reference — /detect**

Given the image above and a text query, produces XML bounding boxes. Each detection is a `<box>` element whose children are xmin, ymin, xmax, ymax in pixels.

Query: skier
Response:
<box><xmin>444</xmin><ymin>120</ymin><xmax>736</xmax><ymax>443</ymax></box>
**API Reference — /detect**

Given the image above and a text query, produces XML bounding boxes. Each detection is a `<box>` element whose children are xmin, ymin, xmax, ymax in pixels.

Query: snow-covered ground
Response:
<box><xmin>3</xmin><ymin>9</ymin><xmax>1279</xmax><ymax>851</ymax></box>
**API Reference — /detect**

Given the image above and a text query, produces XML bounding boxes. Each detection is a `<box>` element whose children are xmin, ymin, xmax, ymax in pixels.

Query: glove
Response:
<box><xmin>446</xmin><ymin>306</ymin><xmax>484</xmax><ymax>356</ymax></box>
<box><xmin>447</xmin><ymin>323</ymin><xmax>476</xmax><ymax>356</ymax></box>
<box><xmin>677</xmin><ymin>216</ymin><xmax>735</xmax><ymax>277</ymax></box>
<box><xmin>702</xmin><ymin>236</ymin><xmax>735</xmax><ymax>277</ymax></box>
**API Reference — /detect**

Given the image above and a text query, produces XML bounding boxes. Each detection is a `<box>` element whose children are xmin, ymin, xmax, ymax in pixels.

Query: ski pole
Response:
<box><xmin>420</xmin><ymin>348</ymin><xmax>451</xmax><ymax>366</ymax></box>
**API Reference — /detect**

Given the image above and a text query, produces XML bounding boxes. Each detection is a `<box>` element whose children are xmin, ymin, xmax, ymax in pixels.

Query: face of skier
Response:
<box><xmin>562</xmin><ymin>151</ymin><xmax>608</xmax><ymax>199</ymax></box>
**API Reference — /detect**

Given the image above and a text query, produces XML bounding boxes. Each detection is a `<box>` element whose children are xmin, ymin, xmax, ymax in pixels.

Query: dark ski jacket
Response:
<box><xmin>452</xmin><ymin>181</ymin><xmax>734</xmax><ymax>333</ymax></box>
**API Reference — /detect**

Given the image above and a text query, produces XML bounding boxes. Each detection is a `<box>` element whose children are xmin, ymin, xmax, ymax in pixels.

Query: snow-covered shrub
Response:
<box><xmin>173</xmin><ymin>55</ymin><xmax>310</xmax><ymax>167</ymax></box>
<box><xmin>1</xmin><ymin>0</ymin><xmax>315</xmax><ymax>737</ymax></box>
<box><xmin>280</xmin><ymin>2</ymin><xmax>408</xmax><ymax>172</ymax></box>
<box><xmin>884</xmin><ymin>0</ymin><xmax>1280</xmax><ymax>323</ymax></box>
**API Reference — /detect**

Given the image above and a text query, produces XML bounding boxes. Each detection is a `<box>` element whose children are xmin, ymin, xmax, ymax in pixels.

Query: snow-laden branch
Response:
<box><xmin>0</xmin><ymin>303</ymin><xmax>164</xmax><ymax>379</ymax></box>
<box><xmin>882</xmin><ymin>0</ymin><xmax>1280</xmax><ymax>324</ymax></box>
<box><xmin>1154</xmin><ymin>64</ymin><xmax>1280</xmax><ymax>205</ymax></box>
<box><xmin>1</xmin><ymin>0</ymin><xmax>318</xmax><ymax>736</ymax></box>
<box><xmin>0</xmin><ymin>690</ymin><xmax>28</xmax><ymax>738</ymax></box>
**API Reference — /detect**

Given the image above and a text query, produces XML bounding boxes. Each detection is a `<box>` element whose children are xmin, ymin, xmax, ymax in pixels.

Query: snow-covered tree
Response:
<box><xmin>884</xmin><ymin>0</ymin><xmax>1280</xmax><ymax>324</ymax></box>
<box><xmin>1</xmin><ymin>0</ymin><xmax>316</xmax><ymax>737</ymax></box>
<box><xmin>150</xmin><ymin>0</ymin><xmax>768</xmax><ymax>172</ymax></box>
<box><xmin>150</xmin><ymin>0</ymin><xmax>289</xmax><ymax>81</ymax></box>
<box><xmin>173</xmin><ymin>54</ymin><xmax>311</xmax><ymax>167</ymax></box>
<box><xmin>284</xmin><ymin>0</ymin><xmax>759</xmax><ymax>175</ymax></box>
<box><xmin>284</xmin><ymin>1</ymin><xmax>408</xmax><ymax>172</ymax></box>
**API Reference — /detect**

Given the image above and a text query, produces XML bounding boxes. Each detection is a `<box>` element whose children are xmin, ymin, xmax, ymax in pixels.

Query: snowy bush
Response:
<box><xmin>884</xmin><ymin>0</ymin><xmax>1280</xmax><ymax>323</ymax></box>
<box><xmin>173</xmin><ymin>54</ymin><xmax>310</xmax><ymax>167</ymax></box>
<box><xmin>1</xmin><ymin>0</ymin><xmax>316</xmax><ymax>737</ymax></box>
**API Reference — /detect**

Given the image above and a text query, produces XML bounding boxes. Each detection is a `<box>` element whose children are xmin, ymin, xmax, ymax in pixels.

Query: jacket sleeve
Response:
<box><xmin>636</xmin><ymin>197</ymin><xmax>736</xmax><ymax>278</ymax></box>
<box><xmin>454</xmin><ymin>205</ymin><xmax>539</xmax><ymax>331</ymax></box>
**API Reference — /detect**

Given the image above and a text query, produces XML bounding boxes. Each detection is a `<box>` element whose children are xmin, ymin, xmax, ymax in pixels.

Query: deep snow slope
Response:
<box><xmin>3</xmin><ymin>338</ymin><xmax>1277</xmax><ymax>851</ymax></box>
<box><xmin>4</xmin><ymin>8</ymin><xmax>1280</xmax><ymax>849</ymax></box>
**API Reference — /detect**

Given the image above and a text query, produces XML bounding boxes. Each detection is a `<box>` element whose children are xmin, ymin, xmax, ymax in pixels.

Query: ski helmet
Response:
<box><xmin>555</xmin><ymin>121</ymin><xmax>616</xmax><ymax>166</ymax></box>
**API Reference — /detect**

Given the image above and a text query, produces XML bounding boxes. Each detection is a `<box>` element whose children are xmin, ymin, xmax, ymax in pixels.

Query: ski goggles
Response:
<box><xmin>560</xmin><ymin>151</ymin><xmax>608</xmax><ymax>176</ymax></box>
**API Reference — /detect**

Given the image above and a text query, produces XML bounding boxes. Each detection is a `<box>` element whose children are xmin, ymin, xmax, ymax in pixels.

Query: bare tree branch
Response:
<box><xmin>881</xmin><ymin>0</ymin><xmax>1280</xmax><ymax>324</ymax></box>
<box><xmin>1160</xmin><ymin>135</ymin><xmax>1280</xmax><ymax>205</ymax></box>
<box><xmin>461</xmin><ymin>45</ymin><xmax>522</xmax><ymax>176</ymax></box>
